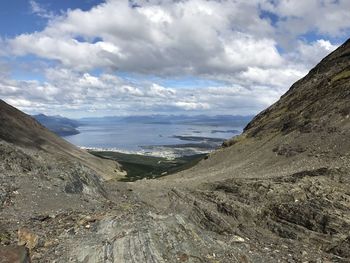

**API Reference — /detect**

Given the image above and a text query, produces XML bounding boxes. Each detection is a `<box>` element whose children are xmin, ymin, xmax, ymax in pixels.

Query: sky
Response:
<box><xmin>0</xmin><ymin>0</ymin><xmax>349</xmax><ymax>117</ymax></box>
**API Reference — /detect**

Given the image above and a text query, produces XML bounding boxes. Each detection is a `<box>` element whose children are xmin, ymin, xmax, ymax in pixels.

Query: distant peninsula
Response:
<box><xmin>32</xmin><ymin>114</ymin><xmax>80</xmax><ymax>137</ymax></box>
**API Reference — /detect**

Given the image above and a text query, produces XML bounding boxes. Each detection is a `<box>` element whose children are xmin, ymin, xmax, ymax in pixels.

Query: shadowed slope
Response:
<box><xmin>0</xmin><ymin>100</ymin><xmax>124</xmax><ymax>180</ymax></box>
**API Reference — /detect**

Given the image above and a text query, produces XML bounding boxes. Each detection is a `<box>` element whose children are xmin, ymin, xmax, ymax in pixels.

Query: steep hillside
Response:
<box><xmin>177</xmin><ymin>38</ymin><xmax>350</xmax><ymax>183</ymax></box>
<box><xmin>0</xmin><ymin>100</ymin><xmax>126</xmax><ymax>262</ymax></box>
<box><xmin>244</xmin><ymin>38</ymin><xmax>350</xmax><ymax>138</ymax></box>
<box><xmin>0</xmin><ymin>100</ymin><xmax>124</xmax><ymax>180</ymax></box>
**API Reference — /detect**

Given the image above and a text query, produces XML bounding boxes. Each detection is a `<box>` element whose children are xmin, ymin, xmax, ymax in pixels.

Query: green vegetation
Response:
<box><xmin>89</xmin><ymin>151</ymin><xmax>206</xmax><ymax>182</ymax></box>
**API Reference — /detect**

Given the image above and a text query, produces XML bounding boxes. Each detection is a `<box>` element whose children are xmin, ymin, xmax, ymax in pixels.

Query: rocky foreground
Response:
<box><xmin>1</xmin><ymin>39</ymin><xmax>350</xmax><ymax>262</ymax></box>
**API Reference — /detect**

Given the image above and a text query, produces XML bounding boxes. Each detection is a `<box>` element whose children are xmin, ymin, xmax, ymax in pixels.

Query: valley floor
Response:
<box><xmin>89</xmin><ymin>151</ymin><xmax>206</xmax><ymax>182</ymax></box>
<box><xmin>1</xmin><ymin>129</ymin><xmax>350</xmax><ymax>263</ymax></box>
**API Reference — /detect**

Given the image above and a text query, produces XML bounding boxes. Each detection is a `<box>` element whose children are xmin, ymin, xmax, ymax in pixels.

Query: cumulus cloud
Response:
<box><xmin>262</xmin><ymin>0</ymin><xmax>350</xmax><ymax>38</ymax></box>
<box><xmin>0</xmin><ymin>67</ymin><xmax>285</xmax><ymax>116</ymax></box>
<box><xmin>1</xmin><ymin>0</ymin><xmax>349</xmax><ymax>116</ymax></box>
<box><xmin>8</xmin><ymin>0</ymin><xmax>281</xmax><ymax>73</ymax></box>
<box><xmin>29</xmin><ymin>0</ymin><xmax>54</xmax><ymax>19</ymax></box>
<box><xmin>174</xmin><ymin>101</ymin><xmax>210</xmax><ymax>110</ymax></box>
<box><xmin>290</xmin><ymin>40</ymin><xmax>339</xmax><ymax>66</ymax></box>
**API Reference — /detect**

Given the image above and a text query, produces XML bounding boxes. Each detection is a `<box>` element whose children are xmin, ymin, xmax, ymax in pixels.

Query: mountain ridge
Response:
<box><xmin>0</xmin><ymin>99</ymin><xmax>124</xmax><ymax>180</ymax></box>
<box><xmin>242</xmin><ymin>38</ymin><xmax>350</xmax><ymax>139</ymax></box>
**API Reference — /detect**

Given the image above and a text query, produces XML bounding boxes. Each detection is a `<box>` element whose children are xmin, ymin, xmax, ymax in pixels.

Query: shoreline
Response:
<box><xmin>81</xmin><ymin>145</ymin><xmax>216</xmax><ymax>159</ymax></box>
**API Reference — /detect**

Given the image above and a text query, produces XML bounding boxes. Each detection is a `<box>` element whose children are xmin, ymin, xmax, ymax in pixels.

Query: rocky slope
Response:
<box><xmin>1</xmin><ymin>39</ymin><xmax>350</xmax><ymax>262</ymax></box>
<box><xmin>0</xmin><ymin>100</ymin><xmax>124</xmax><ymax>180</ymax></box>
<box><xmin>0</xmin><ymin>100</ymin><xmax>125</xmax><ymax>261</ymax></box>
<box><xmin>121</xmin><ymin>38</ymin><xmax>350</xmax><ymax>262</ymax></box>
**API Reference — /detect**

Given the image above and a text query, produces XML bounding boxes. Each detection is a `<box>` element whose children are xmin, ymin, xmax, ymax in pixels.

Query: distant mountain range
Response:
<box><xmin>33</xmin><ymin>114</ymin><xmax>253</xmax><ymax>138</ymax></box>
<box><xmin>32</xmin><ymin>114</ymin><xmax>81</xmax><ymax>136</ymax></box>
<box><xmin>79</xmin><ymin>114</ymin><xmax>254</xmax><ymax>127</ymax></box>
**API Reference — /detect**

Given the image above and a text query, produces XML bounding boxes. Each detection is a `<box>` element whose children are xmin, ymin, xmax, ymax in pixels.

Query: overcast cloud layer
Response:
<box><xmin>1</xmin><ymin>0</ymin><xmax>349</xmax><ymax>117</ymax></box>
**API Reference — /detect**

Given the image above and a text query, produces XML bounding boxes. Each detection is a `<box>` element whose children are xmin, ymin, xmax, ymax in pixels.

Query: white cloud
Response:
<box><xmin>0</xmin><ymin>67</ymin><xmax>289</xmax><ymax>116</ymax></box>
<box><xmin>290</xmin><ymin>39</ymin><xmax>339</xmax><ymax>66</ymax></box>
<box><xmin>29</xmin><ymin>0</ymin><xmax>54</xmax><ymax>19</ymax></box>
<box><xmin>6</xmin><ymin>98</ymin><xmax>34</xmax><ymax>108</ymax></box>
<box><xmin>1</xmin><ymin>0</ymin><xmax>349</xmax><ymax>116</ymax></box>
<box><xmin>146</xmin><ymin>84</ymin><xmax>176</xmax><ymax>98</ymax></box>
<box><xmin>239</xmin><ymin>67</ymin><xmax>306</xmax><ymax>88</ymax></box>
<box><xmin>262</xmin><ymin>0</ymin><xmax>350</xmax><ymax>39</ymax></box>
<box><xmin>174</xmin><ymin>101</ymin><xmax>210</xmax><ymax>110</ymax></box>
<box><xmin>8</xmin><ymin>0</ymin><xmax>281</xmax><ymax>73</ymax></box>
